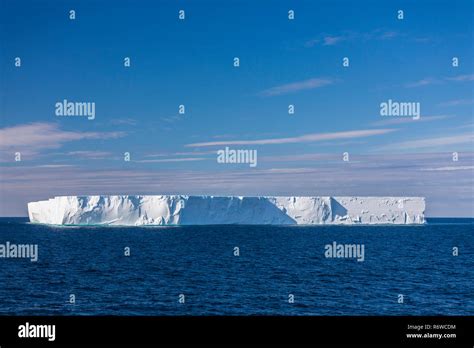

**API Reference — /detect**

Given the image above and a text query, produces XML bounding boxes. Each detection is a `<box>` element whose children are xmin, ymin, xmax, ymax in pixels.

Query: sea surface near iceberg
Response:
<box><xmin>0</xmin><ymin>217</ymin><xmax>472</xmax><ymax>316</ymax></box>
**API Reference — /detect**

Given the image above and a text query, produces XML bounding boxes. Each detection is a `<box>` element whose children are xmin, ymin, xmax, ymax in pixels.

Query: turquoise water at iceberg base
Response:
<box><xmin>0</xmin><ymin>218</ymin><xmax>472</xmax><ymax>315</ymax></box>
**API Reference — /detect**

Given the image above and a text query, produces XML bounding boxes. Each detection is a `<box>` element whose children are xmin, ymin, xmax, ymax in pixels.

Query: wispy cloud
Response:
<box><xmin>421</xmin><ymin>165</ymin><xmax>474</xmax><ymax>171</ymax></box>
<box><xmin>136</xmin><ymin>157</ymin><xmax>207</xmax><ymax>163</ymax></box>
<box><xmin>304</xmin><ymin>29</ymin><xmax>399</xmax><ymax>47</ymax></box>
<box><xmin>403</xmin><ymin>74</ymin><xmax>474</xmax><ymax>89</ymax></box>
<box><xmin>379</xmin><ymin>31</ymin><xmax>398</xmax><ymax>39</ymax></box>
<box><xmin>160</xmin><ymin>115</ymin><xmax>184</xmax><ymax>124</ymax></box>
<box><xmin>377</xmin><ymin>133</ymin><xmax>473</xmax><ymax>151</ymax></box>
<box><xmin>67</xmin><ymin>151</ymin><xmax>112</xmax><ymax>159</ymax></box>
<box><xmin>260</xmin><ymin>153</ymin><xmax>333</xmax><ymax>163</ymax></box>
<box><xmin>0</xmin><ymin>123</ymin><xmax>125</xmax><ymax>152</ymax></box>
<box><xmin>34</xmin><ymin>164</ymin><xmax>76</xmax><ymax>168</ymax></box>
<box><xmin>186</xmin><ymin>128</ymin><xmax>396</xmax><ymax>147</ymax></box>
<box><xmin>438</xmin><ymin>98</ymin><xmax>474</xmax><ymax>107</ymax></box>
<box><xmin>411</xmin><ymin>37</ymin><xmax>433</xmax><ymax>43</ymax></box>
<box><xmin>144</xmin><ymin>150</ymin><xmax>214</xmax><ymax>158</ymax></box>
<box><xmin>370</xmin><ymin>115</ymin><xmax>450</xmax><ymax>126</ymax></box>
<box><xmin>446</xmin><ymin>74</ymin><xmax>474</xmax><ymax>82</ymax></box>
<box><xmin>322</xmin><ymin>36</ymin><xmax>344</xmax><ymax>46</ymax></box>
<box><xmin>306</xmin><ymin>35</ymin><xmax>346</xmax><ymax>47</ymax></box>
<box><xmin>259</xmin><ymin>78</ymin><xmax>335</xmax><ymax>96</ymax></box>
<box><xmin>305</xmin><ymin>33</ymin><xmax>351</xmax><ymax>47</ymax></box>
<box><xmin>453</xmin><ymin>122</ymin><xmax>474</xmax><ymax>130</ymax></box>
<box><xmin>405</xmin><ymin>77</ymin><xmax>440</xmax><ymax>88</ymax></box>
<box><xmin>109</xmin><ymin>118</ymin><xmax>138</xmax><ymax>126</ymax></box>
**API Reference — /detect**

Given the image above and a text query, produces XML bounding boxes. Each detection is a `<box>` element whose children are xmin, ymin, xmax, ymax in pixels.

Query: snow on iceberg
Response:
<box><xmin>27</xmin><ymin>195</ymin><xmax>425</xmax><ymax>225</ymax></box>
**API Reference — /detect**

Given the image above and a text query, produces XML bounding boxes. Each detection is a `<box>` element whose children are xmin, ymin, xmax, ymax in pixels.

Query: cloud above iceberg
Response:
<box><xmin>186</xmin><ymin>129</ymin><xmax>397</xmax><ymax>147</ymax></box>
<box><xmin>1</xmin><ymin>152</ymin><xmax>472</xmax><ymax>217</ymax></box>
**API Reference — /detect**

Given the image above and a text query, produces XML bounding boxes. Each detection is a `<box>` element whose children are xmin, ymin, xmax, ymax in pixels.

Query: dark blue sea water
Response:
<box><xmin>0</xmin><ymin>218</ymin><xmax>472</xmax><ymax>316</ymax></box>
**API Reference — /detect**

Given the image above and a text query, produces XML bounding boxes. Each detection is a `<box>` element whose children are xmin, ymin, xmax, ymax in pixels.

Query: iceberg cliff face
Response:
<box><xmin>27</xmin><ymin>195</ymin><xmax>425</xmax><ymax>225</ymax></box>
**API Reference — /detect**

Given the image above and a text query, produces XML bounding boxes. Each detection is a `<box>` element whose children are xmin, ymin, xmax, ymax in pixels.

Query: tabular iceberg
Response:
<box><xmin>27</xmin><ymin>195</ymin><xmax>425</xmax><ymax>226</ymax></box>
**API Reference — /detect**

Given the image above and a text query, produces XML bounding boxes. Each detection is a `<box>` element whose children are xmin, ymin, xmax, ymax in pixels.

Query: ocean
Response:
<box><xmin>0</xmin><ymin>218</ymin><xmax>472</xmax><ymax>316</ymax></box>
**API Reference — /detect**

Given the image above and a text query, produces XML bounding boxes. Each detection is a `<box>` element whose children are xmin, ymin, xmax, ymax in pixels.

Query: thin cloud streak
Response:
<box><xmin>446</xmin><ymin>74</ymin><xmax>474</xmax><ymax>82</ymax></box>
<box><xmin>304</xmin><ymin>29</ymin><xmax>400</xmax><ymax>47</ymax></box>
<box><xmin>259</xmin><ymin>78</ymin><xmax>335</xmax><ymax>96</ymax></box>
<box><xmin>377</xmin><ymin>133</ymin><xmax>473</xmax><ymax>151</ymax></box>
<box><xmin>34</xmin><ymin>164</ymin><xmax>77</xmax><ymax>168</ymax></box>
<box><xmin>438</xmin><ymin>98</ymin><xmax>474</xmax><ymax>107</ymax></box>
<box><xmin>67</xmin><ymin>151</ymin><xmax>112</xmax><ymax>159</ymax></box>
<box><xmin>136</xmin><ymin>157</ymin><xmax>207</xmax><ymax>163</ymax></box>
<box><xmin>322</xmin><ymin>36</ymin><xmax>344</xmax><ymax>45</ymax></box>
<box><xmin>403</xmin><ymin>74</ymin><xmax>474</xmax><ymax>89</ymax></box>
<box><xmin>370</xmin><ymin>115</ymin><xmax>450</xmax><ymax>126</ymax></box>
<box><xmin>405</xmin><ymin>78</ymin><xmax>440</xmax><ymax>88</ymax></box>
<box><xmin>0</xmin><ymin>123</ymin><xmax>125</xmax><ymax>151</ymax></box>
<box><xmin>186</xmin><ymin>129</ymin><xmax>397</xmax><ymax>147</ymax></box>
<box><xmin>421</xmin><ymin>166</ymin><xmax>474</xmax><ymax>171</ymax></box>
<box><xmin>144</xmin><ymin>150</ymin><xmax>215</xmax><ymax>158</ymax></box>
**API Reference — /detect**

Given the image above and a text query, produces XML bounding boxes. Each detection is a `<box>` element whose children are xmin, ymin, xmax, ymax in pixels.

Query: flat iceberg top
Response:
<box><xmin>28</xmin><ymin>195</ymin><xmax>425</xmax><ymax>226</ymax></box>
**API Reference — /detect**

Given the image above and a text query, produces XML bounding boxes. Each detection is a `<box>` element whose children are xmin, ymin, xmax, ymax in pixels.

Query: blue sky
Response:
<box><xmin>0</xmin><ymin>0</ymin><xmax>473</xmax><ymax>216</ymax></box>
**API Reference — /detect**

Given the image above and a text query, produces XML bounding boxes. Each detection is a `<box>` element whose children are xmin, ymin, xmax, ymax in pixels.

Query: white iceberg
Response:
<box><xmin>27</xmin><ymin>195</ymin><xmax>425</xmax><ymax>225</ymax></box>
